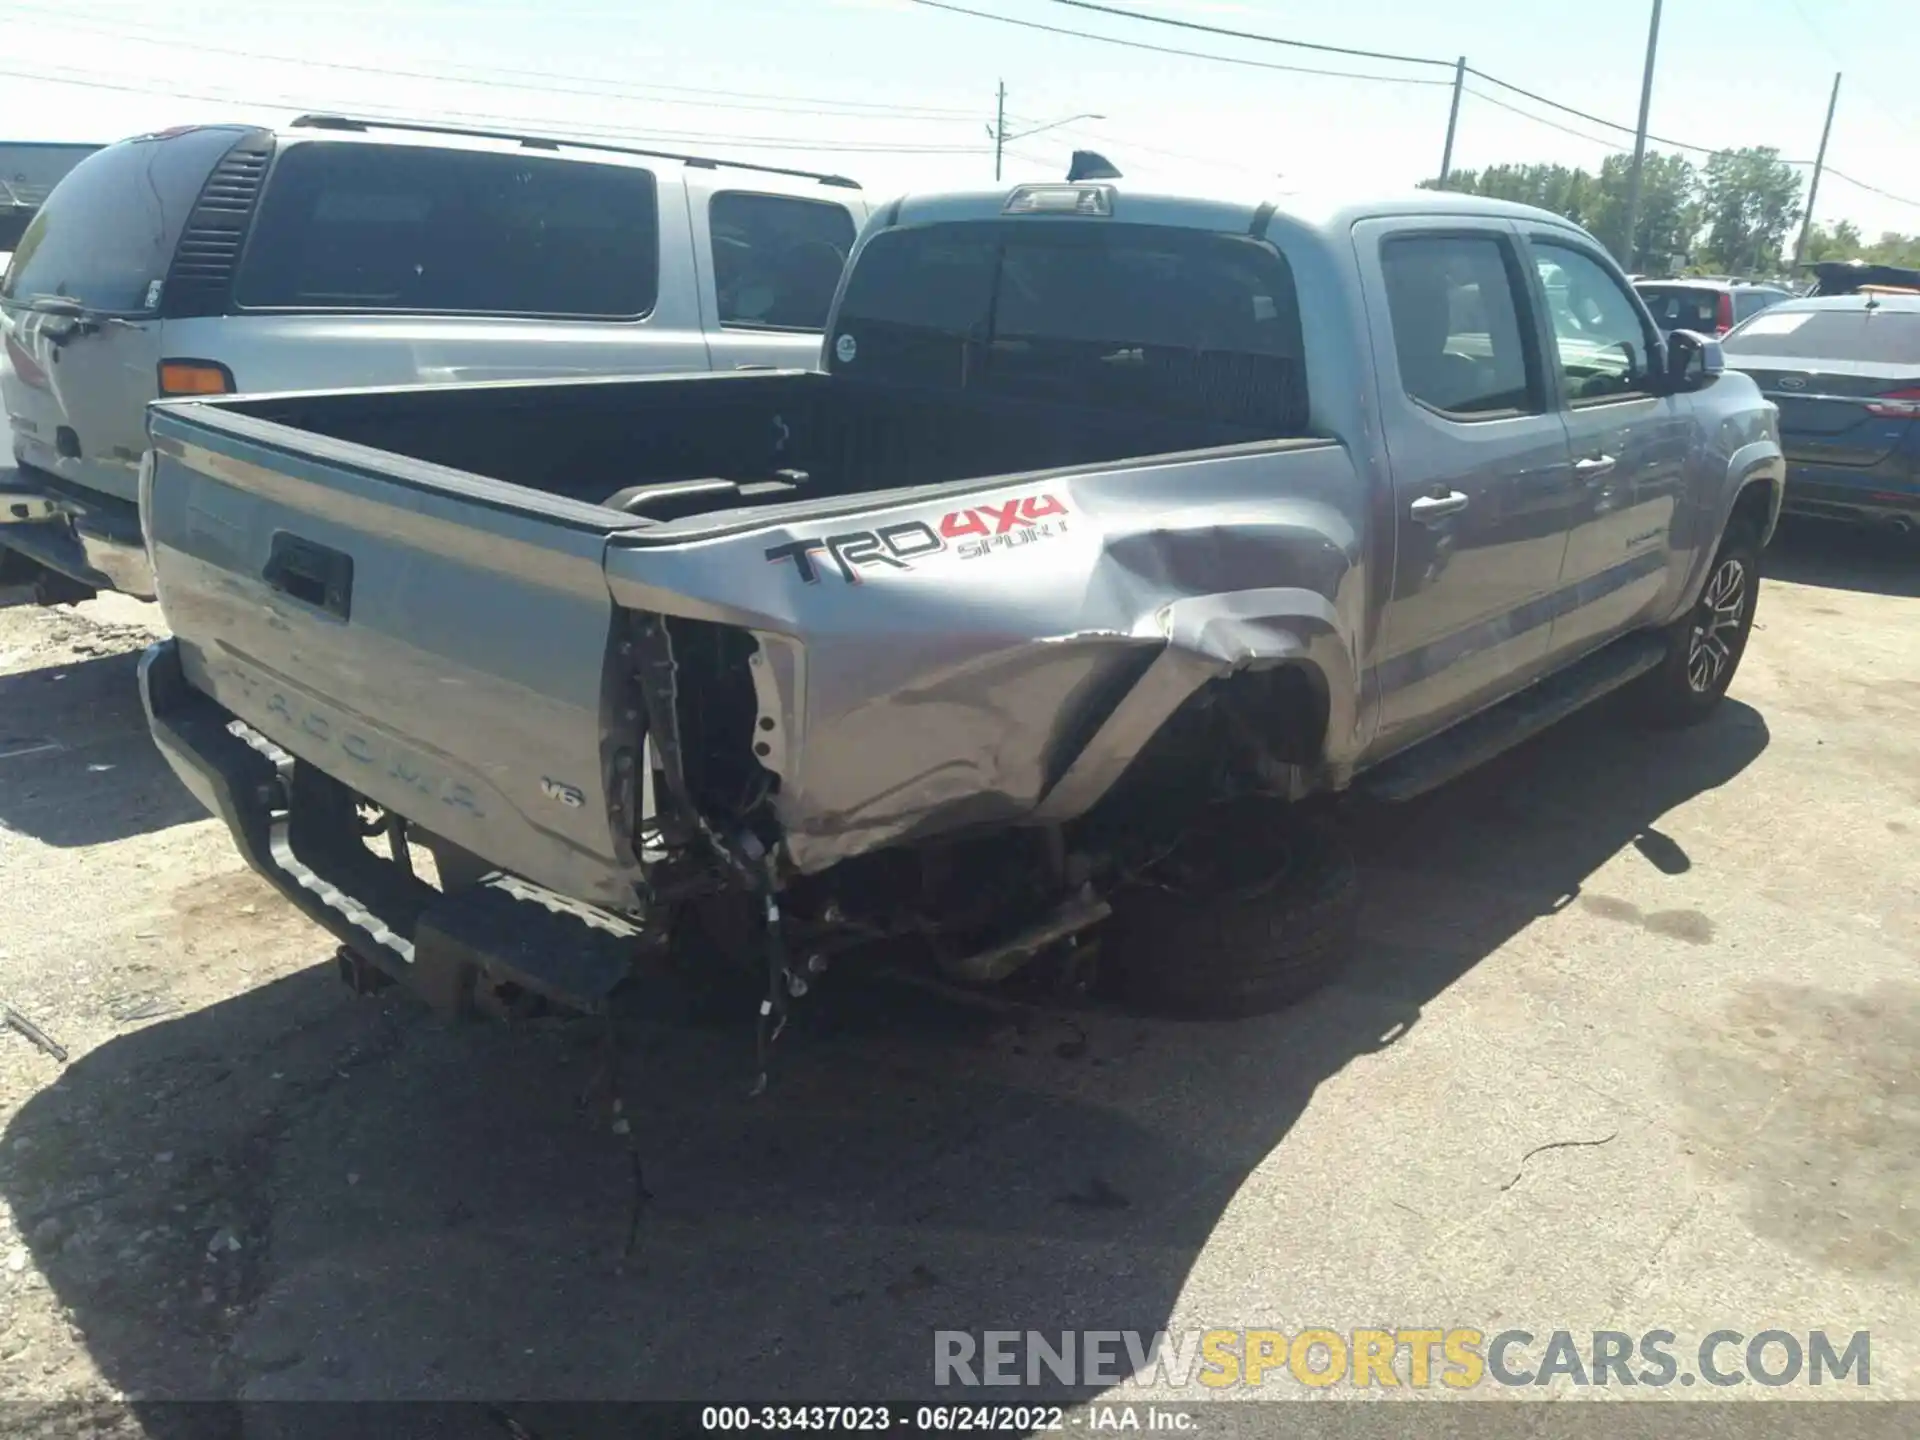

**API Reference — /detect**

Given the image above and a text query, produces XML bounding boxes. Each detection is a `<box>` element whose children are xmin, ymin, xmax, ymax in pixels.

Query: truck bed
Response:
<box><xmin>223</xmin><ymin>364</ymin><xmax>1302</xmax><ymax>520</ymax></box>
<box><xmin>144</xmin><ymin>365</ymin><xmax>1352</xmax><ymax>921</ymax></box>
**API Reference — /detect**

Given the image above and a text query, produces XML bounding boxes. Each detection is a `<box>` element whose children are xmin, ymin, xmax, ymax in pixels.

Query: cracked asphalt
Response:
<box><xmin>0</xmin><ymin>520</ymin><xmax>1915</xmax><ymax>1432</ymax></box>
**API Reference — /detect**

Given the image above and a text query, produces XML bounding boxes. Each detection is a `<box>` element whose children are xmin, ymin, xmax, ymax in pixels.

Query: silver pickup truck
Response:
<box><xmin>138</xmin><ymin>182</ymin><xmax>1783</xmax><ymax>1033</ymax></box>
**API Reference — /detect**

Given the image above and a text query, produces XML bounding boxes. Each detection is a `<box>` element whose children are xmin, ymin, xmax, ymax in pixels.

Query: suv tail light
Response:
<box><xmin>1865</xmin><ymin>387</ymin><xmax>1920</xmax><ymax>418</ymax></box>
<box><xmin>157</xmin><ymin>359</ymin><xmax>234</xmax><ymax>396</ymax></box>
<box><xmin>1716</xmin><ymin>293</ymin><xmax>1734</xmax><ymax>335</ymax></box>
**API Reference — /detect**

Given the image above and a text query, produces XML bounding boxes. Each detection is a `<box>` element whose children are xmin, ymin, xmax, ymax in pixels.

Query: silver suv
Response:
<box><xmin>0</xmin><ymin>115</ymin><xmax>868</xmax><ymax>601</ymax></box>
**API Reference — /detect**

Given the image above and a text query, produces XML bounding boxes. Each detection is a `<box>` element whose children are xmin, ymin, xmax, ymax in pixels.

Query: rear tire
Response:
<box><xmin>1103</xmin><ymin>805</ymin><xmax>1359</xmax><ymax>1019</ymax></box>
<box><xmin>1632</xmin><ymin>522</ymin><xmax>1761</xmax><ymax>728</ymax></box>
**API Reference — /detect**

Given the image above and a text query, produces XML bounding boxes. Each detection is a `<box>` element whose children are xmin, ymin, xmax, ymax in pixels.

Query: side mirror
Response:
<box><xmin>1663</xmin><ymin>328</ymin><xmax>1725</xmax><ymax>391</ymax></box>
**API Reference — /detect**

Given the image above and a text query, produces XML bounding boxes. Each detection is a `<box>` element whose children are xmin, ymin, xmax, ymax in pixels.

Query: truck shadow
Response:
<box><xmin>1765</xmin><ymin>517</ymin><xmax>1920</xmax><ymax>599</ymax></box>
<box><xmin>0</xmin><ymin>699</ymin><xmax>1768</xmax><ymax>1431</ymax></box>
<box><xmin>0</xmin><ymin>649</ymin><xmax>205</xmax><ymax>847</ymax></box>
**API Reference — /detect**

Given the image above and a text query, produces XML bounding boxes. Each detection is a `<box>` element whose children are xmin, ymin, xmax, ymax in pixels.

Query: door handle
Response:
<box><xmin>1574</xmin><ymin>454</ymin><xmax>1617</xmax><ymax>481</ymax></box>
<box><xmin>1409</xmin><ymin>489</ymin><xmax>1469</xmax><ymax>524</ymax></box>
<box><xmin>263</xmin><ymin>532</ymin><xmax>353</xmax><ymax>621</ymax></box>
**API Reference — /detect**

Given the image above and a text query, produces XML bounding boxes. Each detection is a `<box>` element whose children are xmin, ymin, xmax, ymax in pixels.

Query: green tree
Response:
<box><xmin>1423</xmin><ymin>162</ymin><xmax>1600</xmax><ymax>227</ymax></box>
<box><xmin>1585</xmin><ymin>152</ymin><xmax>1701</xmax><ymax>272</ymax></box>
<box><xmin>1799</xmin><ymin>218</ymin><xmax>1864</xmax><ymax>263</ymax></box>
<box><xmin>1795</xmin><ymin>221</ymin><xmax>1920</xmax><ymax>271</ymax></box>
<box><xmin>1426</xmin><ymin>149</ymin><xmax>1702</xmax><ymax>272</ymax></box>
<box><xmin>1697</xmin><ymin>147</ymin><xmax>1803</xmax><ymax>276</ymax></box>
<box><xmin>1865</xmin><ymin>230</ymin><xmax>1920</xmax><ymax>269</ymax></box>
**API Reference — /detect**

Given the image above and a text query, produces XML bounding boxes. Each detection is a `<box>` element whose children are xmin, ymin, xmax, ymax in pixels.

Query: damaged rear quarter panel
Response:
<box><xmin>602</xmin><ymin>441</ymin><xmax>1370</xmax><ymax>873</ymax></box>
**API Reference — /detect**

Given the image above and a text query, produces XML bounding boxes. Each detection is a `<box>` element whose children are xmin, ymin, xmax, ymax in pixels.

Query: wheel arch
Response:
<box><xmin>1032</xmin><ymin>593</ymin><xmax>1359</xmax><ymax>824</ymax></box>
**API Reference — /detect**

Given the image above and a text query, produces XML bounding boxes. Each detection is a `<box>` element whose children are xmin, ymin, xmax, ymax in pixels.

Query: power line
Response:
<box><xmin>1012</xmin><ymin>0</ymin><xmax>1765</xmax><ymax>163</ymax></box>
<box><xmin>1822</xmin><ymin>167</ymin><xmax>1920</xmax><ymax>212</ymax></box>
<box><xmin>1052</xmin><ymin>124</ymin><xmax>1275</xmax><ymax>172</ymax></box>
<box><xmin>1462</xmin><ymin>88</ymin><xmax>1623</xmax><ymax>152</ymax></box>
<box><xmin>1463</xmin><ymin>67</ymin><xmax>1724</xmax><ymax>157</ymax></box>
<box><xmin>903</xmin><ymin>0</ymin><xmax>1451</xmax><ymax>87</ymax></box>
<box><xmin>0</xmin><ymin>3</ymin><xmax>984</xmax><ymax>120</ymax></box>
<box><xmin>0</xmin><ymin>65</ymin><xmax>994</xmax><ymax>155</ymax></box>
<box><xmin>1045</xmin><ymin>0</ymin><xmax>1451</xmax><ymax>70</ymax></box>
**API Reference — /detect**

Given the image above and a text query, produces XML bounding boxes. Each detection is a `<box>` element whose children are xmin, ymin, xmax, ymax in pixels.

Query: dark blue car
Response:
<box><xmin>1722</xmin><ymin>292</ymin><xmax>1920</xmax><ymax>533</ymax></box>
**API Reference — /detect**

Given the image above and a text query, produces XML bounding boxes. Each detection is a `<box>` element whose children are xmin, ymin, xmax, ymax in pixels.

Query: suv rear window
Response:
<box><xmin>1636</xmin><ymin>285</ymin><xmax>1722</xmax><ymax>332</ymax></box>
<box><xmin>1</xmin><ymin>128</ymin><xmax>245</xmax><ymax>313</ymax></box>
<box><xmin>829</xmin><ymin>221</ymin><xmax>1306</xmax><ymax>431</ymax></box>
<box><xmin>234</xmin><ymin>142</ymin><xmax>659</xmax><ymax>318</ymax></box>
<box><xmin>1724</xmin><ymin>306</ymin><xmax>1920</xmax><ymax>365</ymax></box>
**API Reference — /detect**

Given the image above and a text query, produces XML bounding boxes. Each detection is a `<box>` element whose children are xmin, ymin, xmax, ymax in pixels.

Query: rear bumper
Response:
<box><xmin>1781</xmin><ymin>461</ymin><xmax>1920</xmax><ymax>525</ymax></box>
<box><xmin>0</xmin><ymin>464</ymin><xmax>155</xmax><ymax>597</ymax></box>
<box><xmin>140</xmin><ymin>639</ymin><xmax>636</xmax><ymax>1016</ymax></box>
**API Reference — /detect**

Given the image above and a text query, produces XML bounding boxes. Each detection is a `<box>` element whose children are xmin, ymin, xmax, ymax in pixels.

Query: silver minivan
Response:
<box><xmin>0</xmin><ymin>115</ymin><xmax>868</xmax><ymax>600</ymax></box>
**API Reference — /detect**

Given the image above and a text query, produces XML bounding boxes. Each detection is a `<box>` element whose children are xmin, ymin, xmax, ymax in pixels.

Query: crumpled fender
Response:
<box><xmin>1031</xmin><ymin>587</ymin><xmax>1355</xmax><ymax>822</ymax></box>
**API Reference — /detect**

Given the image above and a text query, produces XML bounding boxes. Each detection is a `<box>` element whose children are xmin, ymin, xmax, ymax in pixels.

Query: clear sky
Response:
<box><xmin>2</xmin><ymin>0</ymin><xmax>1916</xmax><ymax>238</ymax></box>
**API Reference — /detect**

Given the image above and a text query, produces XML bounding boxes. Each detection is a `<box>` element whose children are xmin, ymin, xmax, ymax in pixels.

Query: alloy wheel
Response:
<box><xmin>1686</xmin><ymin>557</ymin><xmax>1748</xmax><ymax>693</ymax></box>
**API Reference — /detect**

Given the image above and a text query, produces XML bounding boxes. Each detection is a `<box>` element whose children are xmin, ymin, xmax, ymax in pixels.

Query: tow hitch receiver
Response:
<box><xmin>410</xmin><ymin>878</ymin><xmax>641</xmax><ymax>1019</ymax></box>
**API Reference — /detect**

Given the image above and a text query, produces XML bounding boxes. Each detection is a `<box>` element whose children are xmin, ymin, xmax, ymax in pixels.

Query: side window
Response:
<box><xmin>1380</xmin><ymin>234</ymin><xmax>1539</xmax><ymax>419</ymax></box>
<box><xmin>1531</xmin><ymin>241</ymin><xmax>1658</xmax><ymax>405</ymax></box>
<box><xmin>709</xmin><ymin>192</ymin><xmax>856</xmax><ymax>332</ymax></box>
<box><xmin>235</xmin><ymin>143</ymin><xmax>660</xmax><ymax>319</ymax></box>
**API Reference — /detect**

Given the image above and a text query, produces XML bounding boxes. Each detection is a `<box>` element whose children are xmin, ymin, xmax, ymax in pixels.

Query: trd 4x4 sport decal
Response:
<box><xmin>764</xmin><ymin>493</ymin><xmax>1071</xmax><ymax>585</ymax></box>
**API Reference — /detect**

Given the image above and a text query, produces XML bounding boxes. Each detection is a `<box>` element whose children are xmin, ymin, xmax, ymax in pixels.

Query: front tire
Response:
<box><xmin>1633</xmin><ymin>523</ymin><xmax>1761</xmax><ymax>727</ymax></box>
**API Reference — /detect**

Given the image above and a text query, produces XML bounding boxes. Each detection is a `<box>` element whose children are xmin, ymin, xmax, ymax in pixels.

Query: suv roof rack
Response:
<box><xmin>288</xmin><ymin>114</ymin><xmax>863</xmax><ymax>190</ymax></box>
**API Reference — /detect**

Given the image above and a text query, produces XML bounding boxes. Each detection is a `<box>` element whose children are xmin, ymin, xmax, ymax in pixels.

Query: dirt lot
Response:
<box><xmin>0</xmin><ymin>522</ymin><xmax>1915</xmax><ymax>1429</ymax></box>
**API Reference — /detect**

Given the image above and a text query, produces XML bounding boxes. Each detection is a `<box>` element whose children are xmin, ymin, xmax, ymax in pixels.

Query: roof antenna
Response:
<box><xmin>1067</xmin><ymin>149</ymin><xmax>1121</xmax><ymax>182</ymax></box>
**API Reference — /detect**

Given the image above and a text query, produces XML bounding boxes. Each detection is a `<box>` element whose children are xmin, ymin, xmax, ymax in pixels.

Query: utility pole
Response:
<box><xmin>1622</xmin><ymin>0</ymin><xmax>1664</xmax><ymax>271</ymax></box>
<box><xmin>1437</xmin><ymin>55</ymin><xmax>1466</xmax><ymax>186</ymax></box>
<box><xmin>993</xmin><ymin>79</ymin><xmax>1007</xmax><ymax>183</ymax></box>
<box><xmin>1791</xmin><ymin>71</ymin><xmax>1842</xmax><ymax>272</ymax></box>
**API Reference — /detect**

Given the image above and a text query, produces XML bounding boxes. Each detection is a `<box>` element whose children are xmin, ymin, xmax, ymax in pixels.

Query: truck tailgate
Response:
<box><xmin>144</xmin><ymin>405</ymin><xmax>647</xmax><ymax>908</ymax></box>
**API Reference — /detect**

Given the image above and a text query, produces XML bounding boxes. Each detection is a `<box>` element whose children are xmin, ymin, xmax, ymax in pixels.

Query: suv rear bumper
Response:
<box><xmin>0</xmin><ymin>464</ymin><xmax>155</xmax><ymax>597</ymax></box>
<box><xmin>141</xmin><ymin>639</ymin><xmax>637</xmax><ymax>1016</ymax></box>
<box><xmin>1782</xmin><ymin>460</ymin><xmax>1920</xmax><ymax>526</ymax></box>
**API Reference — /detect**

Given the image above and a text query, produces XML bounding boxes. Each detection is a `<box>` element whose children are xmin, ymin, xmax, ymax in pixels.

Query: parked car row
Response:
<box><xmin>1</xmin><ymin>116</ymin><xmax>869</xmax><ymax>601</ymax></box>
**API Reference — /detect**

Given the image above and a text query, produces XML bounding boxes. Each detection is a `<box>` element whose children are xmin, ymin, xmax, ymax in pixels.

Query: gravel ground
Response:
<box><xmin>0</xmin><ymin>521</ymin><xmax>1915</xmax><ymax>1434</ymax></box>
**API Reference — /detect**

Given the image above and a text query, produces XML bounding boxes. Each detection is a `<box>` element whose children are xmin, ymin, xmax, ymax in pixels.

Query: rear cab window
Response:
<box><xmin>1379</xmin><ymin>233</ymin><xmax>1540</xmax><ymax>419</ymax></box>
<box><xmin>710</xmin><ymin>192</ymin><xmax>855</xmax><ymax>331</ymax></box>
<box><xmin>0</xmin><ymin>127</ymin><xmax>246</xmax><ymax>313</ymax></box>
<box><xmin>233</xmin><ymin>142</ymin><xmax>660</xmax><ymax>318</ymax></box>
<box><xmin>828</xmin><ymin>220</ymin><xmax>1307</xmax><ymax>432</ymax></box>
<box><xmin>1724</xmin><ymin>306</ymin><xmax>1920</xmax><ymax>365</ymax></box>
